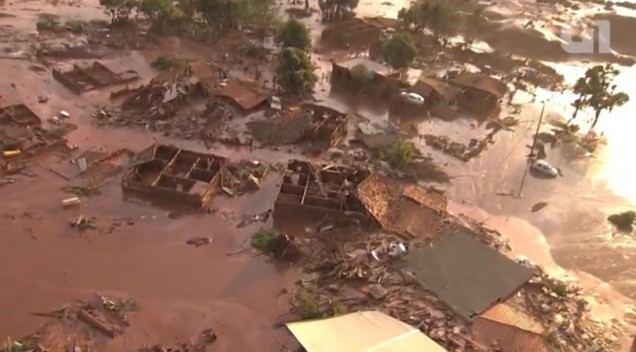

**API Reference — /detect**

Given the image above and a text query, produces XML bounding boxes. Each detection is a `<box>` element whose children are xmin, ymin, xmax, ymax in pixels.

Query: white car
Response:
<box><xmin>399</xmin><ymin>92</ymin><xmax>425</xmax><ymax>105</ymax></box>
<box><xmin>530</xmin><ymin>159</ymin><xmax>559</xmax><ymax>178</ymax></box>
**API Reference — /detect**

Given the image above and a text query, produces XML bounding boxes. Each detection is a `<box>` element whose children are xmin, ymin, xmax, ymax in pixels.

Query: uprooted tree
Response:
<box><xmin>100</xmin><ymin>0</ymin><xmax>138</xmax><ymax>24</ymax></box>
<box><xmin>276</xmin><ymin>19</ymin><xmax>311</xmax><ymax>50</ymax></box>
<box><xmin>318</xmin><ymin>0</ymin><xmax>359</xmax><ymax>22</ymax></box>
<box><xmin>570</xmin><ymin>64</ymin><xmax>629</xmax><ymax>132</ymax></box>
<box><xmin>383</xmin><ymin>33</ymin><xmax>417</xmax><ymax>70</ymax></box>
<box><xmin>277</xmin><ymin>47</ymin><xmax>317</xmax><ymax>97</ymax></box>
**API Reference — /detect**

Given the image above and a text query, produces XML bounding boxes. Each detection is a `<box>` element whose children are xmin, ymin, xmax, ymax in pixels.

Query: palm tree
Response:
<box><xmin>570</xmin><ymin>64</ymin><xmax>629</xmax><ymax>132</ymax></box>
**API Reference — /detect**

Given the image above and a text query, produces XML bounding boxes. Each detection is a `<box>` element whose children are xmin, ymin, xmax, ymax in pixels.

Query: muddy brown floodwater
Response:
<box><xmin>0</xmin><ymin>9</ymin><xmax>302</xmax><ymax>350</ymax></box>
<box><xmin>2</xmin><ymin>0</ymin><xmax>636</xmax><ymax>349</ymax></box>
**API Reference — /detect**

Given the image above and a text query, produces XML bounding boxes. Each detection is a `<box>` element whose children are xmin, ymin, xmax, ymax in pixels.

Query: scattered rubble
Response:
<box><xmin>186</xmin><ymin>236</ymin><xmax>212</xmax><ymax>247</ymax></box>
<box><xmin>0</xmin><ymin>103</ymin><xmax>71</xmax><ymax>177</ymax></box>
<box><xmin>289</xmin><ymin>231</ymin><xmax>480</xmax><ymax>350</ymax></box>
<box><xmin>137</xmin><ymin>329</ymin><xmax>217</xmax><ymax>352</ymax></box>
<box><xmin>251</xmin><ymin>229</ymin><xmax>300</xmax><ymax>260</ymax></box>
<box><xmin>510</xmin><ymin>272</ymin><xmax>624</xmax><ymax>351</ymax></box>
<box><xmin>9</xmin><ymin>295</ymin><xmax>139</xmax><ymax>351</ymax></box>
<box><xmin>221</xmin><ymin>159</ymin><xmax>269</xmax><ymax>196</ymax></box>
<box><xmin>423</xmin><ymin>134</ymin><xmax>489</xmax><ymax>162</ymax></box>
<box><xmin>248</xmin><ymin>110</ymin><xmax>312</xmax><ymax>146</ymax></box>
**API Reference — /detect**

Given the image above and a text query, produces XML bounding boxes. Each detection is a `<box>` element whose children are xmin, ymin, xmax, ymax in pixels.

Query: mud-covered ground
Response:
<box><xmin>2</xmin><ymin>0</ymin><xmax>636</xmax><ymax>349</ymax></box>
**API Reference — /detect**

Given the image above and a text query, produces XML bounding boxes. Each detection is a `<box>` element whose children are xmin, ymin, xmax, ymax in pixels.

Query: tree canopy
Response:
<box><xmin>100</xmin><ymin>0</ymin><xmax>138</xmax><ymax>24</ymax></box>
<box><xmin>277</xmin><ymin>19</ymin><xmax>311</xmax><ymax>50</ymax></box>
<box><xmin>277</xmin><ymin>47</ymin><xmax>317</xmax><ymax>97</ymax></box>
<box><xmin>572</xmin><ymin>64</ymin><xmax>629</xmax><ymax>131</ymax></box>
<box><xmin>350</xmin><ymin>63</ymin><xmax>369</xmax><ymax>81</ymax></box>
<box><xmin>398</xmin><ymin>1</ymin><xmax>485</xmax><ymax>45</ymax></box>
<box><xmin>318</xmin><ymin>0</ymin><xmax>359</xmax><ymax>22</ymax></box>
<box><xmin>383</xmin><ymin>33</ymin><xmax>417</xmax><ymax>69</ymax></box>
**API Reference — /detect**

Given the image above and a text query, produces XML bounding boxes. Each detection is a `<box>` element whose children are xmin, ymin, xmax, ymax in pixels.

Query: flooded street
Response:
<box><xmin>1</xmin><ymin>0</ymin><xmax>636</xmax><ymax>349</ymax></box>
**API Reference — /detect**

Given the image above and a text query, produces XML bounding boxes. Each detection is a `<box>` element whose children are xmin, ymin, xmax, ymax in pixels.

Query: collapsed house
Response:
<box><xmin>356</xmin><ymin>174</ymin><xmax>448</xmax><ymax>240</ymax></box>
<box><xmin>451</xmin><ymin>72</ymin><xmax>508</xmax><ymax>118</ymax></box>
<box><xmin>404</xmin><ymin>230</ymin><xmax>535</xmax><ymax>321</ymax></box>
<box><xmin>0</xmin><ymin>103</ymin><xmax>66</xmax><ymax>156</ymax></box>
<box><xmin>121</xmin><ymin>144</ymin><xmax>227</xmax><ymax>207</ymax></box>
<box><xmin>211</xmin><ymin>79</ymin><xmax>270</xmax><ymax>112</ymax></box>
<box><xmin>272</xmin><ymin>160</ymin><xmax>370</xmax><ymax>230</ymax></box>
<box><xmin>248</xmin><ymin>103</ymin><xmax>349</xmax><ymax>149</ymax></box>
<box><xmin>53</xmin><ymin>61</ymin><xmax>139</xmax><ymax>94</ymax></box>
<box><xmin>331</xmin><ymin>57</ymin><xmax>405</xmax><ymax>98</ymax></box>
<box><xmin>121</xmin><ymin>68</ymin><xmax>204</xmax><ymax>120</ymax></box>
<box><xmin>410</xmin><ymin>76</ymin><xmax>460</xmax><ymax>120</ymax></box>
<box><xmin>301</xmin><ymin>103</ymin><xmax>349</xmax><ymax>149</ymax></box>
<box><xmin>321</xmin><ymin>18</ymin><xmax>383</xmax><ymax>48</ymax></box>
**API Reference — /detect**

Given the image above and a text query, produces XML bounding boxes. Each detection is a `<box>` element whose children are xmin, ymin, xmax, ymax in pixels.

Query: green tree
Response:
<box><xmin>461</xmin><ymin>7</ymin><xmax>486</xmax><ymax>44</ymax></box>
<box><xmin>277</xmin><ymin>47</ymin><xmax>317</xmax><ymax>97</ymax></box>
<box><xmin>318</xmin><ymin>0</ymin><xmax>359</xmax><ymax>22</ymax></box>
<box><xmin>397</xmin><ymin>1</ymin><xmax>432</xmax><ymax>31</ymax></box>
<box><xmin>195</xmin><ymin>0</ymin><xmax>274</xmax><ymax>33</ymax></box>
<box><xmin>138</xmin><ymin>0</ymin><xmax>173</xmax><ymax>29</ymax></box>
<box><xmin>350</xmin><ymin>63</ymin><xmax>369</xmax><ymax>81</ymax></box>
<box><xmin>383</xmin><ymin>33</ymin><xmax>416</xmax><ymax>69</ymax></box>
<box><xmin>277</xmin><ymin>19</ymin><xmax>311</xmax><ymax>50</ymax></box>
<box><xmin>572</xmin><ymin>64</ymin><xmax>629</xmax><ymax>132</ymax></box>
<box><xmin>426</xmin><ymin>2</ymin><xmax>462</xmax><ymax>45</ymax></box>
<box><xmin>100</xmin><ymin>0</ymin><xmax>138</xmax><ymax>24</ymax></box>
<box><xmin>384</xmin><ymin>139</ymin><xmax>415</xmax><ymax>170</ymax></box>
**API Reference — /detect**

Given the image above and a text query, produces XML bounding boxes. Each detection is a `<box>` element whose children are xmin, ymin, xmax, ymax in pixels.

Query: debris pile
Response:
<box><xmin>94</xmin><ymin>70</ymin><xmax>205</xmax><ymax>132</ymax></box>
<box><xmin>290</xmin><ymin>232</ymin><xmax>481</xmax><ymax>350</ymax></box>
<box><xmin>221</xmin><ymin>160</ymin><xmax>269</xmax><ymax>196</ymax></box>
<box><xmin>247</xmin><ymin>110</ymin><xmax>312</xmax><ymax>145</ymax></box>
<box><xmin>251</xmin><ymin>229</ymin><xmax>300</xmax><ymax>260</ymax></box>
<box><xmin>513</xmin><ymin>272</ymin><xmax>623</xmax><ymax>351</ymax></box>
<box><xmin>10</xmin><ymin>295</ymin><xmax>139</xmax><ymax>351</ymax></box>
<box><xmin>423</xmin><ymin>134</ymin><xmax>488</xmax><ymax>162</ymax></box>
<box><xmin>122</xmin><ymin>72</ymin><xmax>202</xmax><ymax>120</ymax></box>
<box><xmin>137</xmin><ymin>329</ymin><xmax>217</xmax><ymax>352</ymax></box>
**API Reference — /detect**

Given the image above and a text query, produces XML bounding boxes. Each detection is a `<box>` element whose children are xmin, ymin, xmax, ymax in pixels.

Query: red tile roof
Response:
<box><xmin>471</xmin><ymin>317</ymin><xmax>548</xmax><ymax>352</ymax></box>
<box><xmin>481</xmin><ymin>303</ymin><xmax>544</xmax><ymax>334</ymax></box>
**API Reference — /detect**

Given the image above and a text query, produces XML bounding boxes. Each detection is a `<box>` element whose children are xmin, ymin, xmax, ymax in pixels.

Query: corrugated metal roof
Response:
<box><xmin>471</xmin><ymin>317</ymin><xmax>549</xmax><ymax>352</ymax></box>
<box><xmin>404</xmin><ymin>230</ymin><xmax>535</xmax><ymax>321</ymax></box>
<box><xmin>481</xmin><ymin>303</ymin><xmax>544</xmax><ymax>334</ymax></box>
<box><xmin>287</xmin><ymin>311</ymin><xmax>448</xmax><ymax>352</ymax></box>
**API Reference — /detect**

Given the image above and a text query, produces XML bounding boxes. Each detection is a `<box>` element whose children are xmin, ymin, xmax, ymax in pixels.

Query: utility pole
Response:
<box><xmin>516</xmin><ymin>101</ymin><xmax>546</xmax><ymax>198</ymax></box>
